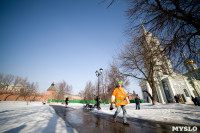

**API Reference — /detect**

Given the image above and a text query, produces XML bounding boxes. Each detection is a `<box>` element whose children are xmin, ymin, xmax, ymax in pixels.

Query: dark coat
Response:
<box><xmin>195</xmin><ymin>97</ymin><xmax>200</xmax><ymax>106</ymax></box>
<box><xmin>174</xmin><ymin>95</ymin><xmax>179</xmax><ymax>102</ymax></box>
<box><xmin>191</xmin><ymin>96</ymin><xmax>197</xmax><ymax>105</ymax></box>
<box><xmin>65</xmin><ymin>97</ymin><xmax>69</xmax><ymax>103</ymax></box>
<box><xmin>135</xmin><ymin>97</ymin><xmax>140</xmax><ymax>104</ymax></box>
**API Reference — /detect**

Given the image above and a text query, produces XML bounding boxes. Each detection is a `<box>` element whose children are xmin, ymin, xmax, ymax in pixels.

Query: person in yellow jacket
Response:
<box><xmin>111</xmin><ymin>81</ymin><xmax>130</xmax><ymax>125</ymax></box>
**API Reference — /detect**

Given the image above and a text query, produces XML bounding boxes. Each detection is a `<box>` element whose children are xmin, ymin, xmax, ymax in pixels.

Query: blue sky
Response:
<box><xmin>0</xmin><ymin>0</ymin><xmax>141</xmax><ymax>96</ymax></box>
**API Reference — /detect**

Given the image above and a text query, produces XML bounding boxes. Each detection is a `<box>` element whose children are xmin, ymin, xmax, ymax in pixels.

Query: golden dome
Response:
<box><xmin>184</xmin><ymin>59</ymin><xmax>196</xmax><ymax>66</ymax></box>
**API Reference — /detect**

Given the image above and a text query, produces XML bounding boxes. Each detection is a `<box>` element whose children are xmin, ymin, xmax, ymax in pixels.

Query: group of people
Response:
<box><xmin>63</xmin><ymin>80</ymin><xmax>140</xmax><ymax>125</ymax></box>
<box><xmin>63</xmin><ymin>80</ymin><xmax>200</xmax><ymax>126</ymax></box>
<box><xmin>174</xmin><ymin>94</ymin><xmax>180</xmax><ymax>103</ymax></box>
<box><xmin>174</xmin><ymin>94</ymin><xmax>200</xmax><ymax>106</ymax></box>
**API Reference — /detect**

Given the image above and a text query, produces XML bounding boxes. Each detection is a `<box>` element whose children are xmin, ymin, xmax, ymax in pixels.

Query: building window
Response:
<box><xmin>183</xmin><ymin>89</ymin><xmax>189</xmax><ymax>97</ymax></box>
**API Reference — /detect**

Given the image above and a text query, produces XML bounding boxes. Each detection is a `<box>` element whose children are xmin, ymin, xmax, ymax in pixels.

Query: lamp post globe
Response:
<box><xmin>95</xmin><ymin>71</ymin><xmax>98</xmax><ymax>76</ymax></box>
<box><xmin>100</xmin><ymin>68</ymin><xmax>103</xmax><ymax>73</ymax></box>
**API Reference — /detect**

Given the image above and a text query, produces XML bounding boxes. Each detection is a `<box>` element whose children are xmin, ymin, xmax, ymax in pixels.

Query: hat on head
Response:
<box><xmin>118</xmin><ymin>81</ymin><xmax>123</xmax><ymax>85</ymax></box>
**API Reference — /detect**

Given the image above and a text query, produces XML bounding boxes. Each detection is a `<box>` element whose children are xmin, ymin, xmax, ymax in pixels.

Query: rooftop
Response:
<box><xmin>47</xmin><ymin>82</ymin><xmax>56</xmax><ymax>91</ymax></box>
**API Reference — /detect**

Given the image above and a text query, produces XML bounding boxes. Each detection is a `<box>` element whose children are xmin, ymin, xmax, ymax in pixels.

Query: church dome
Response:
<box><xmin>184</xmin><ymin>59</ymin><xmax>196</xmax><ymax>66</ymax></box>
<box><xmin>47</xmin><ymin>82</ymin><xmax>56</xmax><ymax>91</ymax></box>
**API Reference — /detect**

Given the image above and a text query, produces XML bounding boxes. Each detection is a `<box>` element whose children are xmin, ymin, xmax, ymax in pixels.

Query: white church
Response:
<box><xmin>140</xmin><ymin>23</ymin><xmax>200</xmax><ymax>104</ymax></box>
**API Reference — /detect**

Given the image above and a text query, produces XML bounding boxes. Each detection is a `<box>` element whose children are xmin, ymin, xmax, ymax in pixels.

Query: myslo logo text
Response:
<box><xmin>172</xmin><ymin>126</ymin><xmax>197</xmax><ymax>132</ymax></box>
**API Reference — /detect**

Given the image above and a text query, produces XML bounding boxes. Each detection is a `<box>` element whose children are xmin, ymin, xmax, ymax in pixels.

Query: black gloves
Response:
<box><xmin>110</xmin><ymin>103</ymin><xmax>113</xmax><ymax>110</ymax></box>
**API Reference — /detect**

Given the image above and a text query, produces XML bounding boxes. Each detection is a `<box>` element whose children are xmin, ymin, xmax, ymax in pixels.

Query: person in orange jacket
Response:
<box><xmin>111</xmin><ymin>80</ymin><xmax>130</xmax><ymax>125</ymax></box>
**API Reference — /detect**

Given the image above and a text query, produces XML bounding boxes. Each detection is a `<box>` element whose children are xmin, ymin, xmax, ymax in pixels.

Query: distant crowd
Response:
<box><xmin>174</xmin><ymin>94</ymin><xmax>200</xmax><ymax>106</ymax></box>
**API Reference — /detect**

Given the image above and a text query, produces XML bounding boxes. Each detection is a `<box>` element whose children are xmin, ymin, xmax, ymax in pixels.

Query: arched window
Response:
<box><xmin>183</xmin><ymin>89</ymin><xmax>189</xmax><ymax>97</ymax></box>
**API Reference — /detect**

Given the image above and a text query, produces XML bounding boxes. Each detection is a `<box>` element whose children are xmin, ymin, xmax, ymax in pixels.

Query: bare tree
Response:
<box><xmin>0</xmin><ymin>74</ymin><xmax>14</xmax><ymax>90</ymax></box>
<box><xmin>17</xmin><ymin>77</ymin><xmax>29</xmax><ymax>101</ymax></box>
<box><xmin>106</xmin><ymin>61</ymin><xmax>130</xmax><ymax>99</ymax></box>
<box><xmin>0</xmin><ymin>74</ymin><xmax>18</xmax><ymax>100</ymax></box>
<box><xmin>78</xmin><ymin>90</ymin><xmax>85</xmax><ymax>98</ymax></box>
<box><xmin>83</xmin><ymin>81</ymin><xmax>95</xmax><ymax>102</ymax></box>
<box><xmin>12</xmin><ymin>76</ymin><xmax>22</xmax><ymax>91</ymax></box>
<box><xmin>118</xmin><ymin>31</ymin><xmax>173</xmax><ymax>105</ymax></box>
<box><xmin>0</xmin><ymin>74</ymin><xmax>41</xmax><ymax>102</ymax></box>
<box><xmin>56</xmin><ymin>81</ymin><xmax>72</xmax><ymax>102</ymax></box>
<box><xmin>14</xmin><ymin>77</ymin><xmax>38</xmax><ymax>102</ymax></box>
<box><xmin>0</xmin><ymin>74</ymin><xmax>22</xmax><ymax>100</ymax></box>
<box><xmin>106</xmin><ymin>0</ymin><xmax>200</xmax><ymax>71</ymax></box>
<box><xmin>0</xmin><ymin>74</ymin><xmax>6</xmax><ymax>90</ymax></box>
<box><xmin>3</xmin><ymin>74</ymin><xmax>14</xmax><ymax>89</ymax></box>
<box><xmin>28</xmin><ymin>82</ymin><xmax>39</xmax><ymax>101</ymax></box>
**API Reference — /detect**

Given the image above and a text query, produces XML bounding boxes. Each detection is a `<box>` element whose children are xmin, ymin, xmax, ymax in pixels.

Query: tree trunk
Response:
<box><xmin>151</xmin><ymin>81</ymin><xmax>157</xmax><ymax>105</ymax></box>
<box><xmin>147</xmin><ymin>78</ymin><xmax>157</xmax><ymax>105</ymax></box>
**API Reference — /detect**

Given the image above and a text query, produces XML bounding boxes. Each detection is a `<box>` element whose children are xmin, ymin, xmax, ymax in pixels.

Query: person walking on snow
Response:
<box><xmin>65</xmin><ymin>97</ymin><xmax>69</xmax><ymax>107</ymax></box>
<box><xmin>174</xmin><ymin>94</ymin><xmax>179</xmax><ymax>103</ymax></box>
<box><xmin>135</xmin><ymin>94</ymin><xmax>140</xmax><ymax>110</ymax></box>
<box><xmin>95</xmin><ymin>96</ymin><xmax>101</xmax><ymax>110</ymax></box>
<box><xmin>111</xmin><ymin>81</ymin><xmax>130</xmax><ymax>125</ymax></box>
<box><xmin>191</xmin><ymin>96</ymin><xmax>197</xmax><ymax>105</ymax></box>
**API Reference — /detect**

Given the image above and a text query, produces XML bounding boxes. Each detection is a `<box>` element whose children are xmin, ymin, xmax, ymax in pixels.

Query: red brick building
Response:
<box><xmin>0</xmin><ymin>82</ymin><xmax>83</xmax><ymax>102</ymax></box>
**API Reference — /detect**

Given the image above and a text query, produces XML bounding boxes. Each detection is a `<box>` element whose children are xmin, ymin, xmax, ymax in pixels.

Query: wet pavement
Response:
<box><xmin>51</xmin><ymin>105</ymin><xmax>199</xmax><ymax>133</ymax></box>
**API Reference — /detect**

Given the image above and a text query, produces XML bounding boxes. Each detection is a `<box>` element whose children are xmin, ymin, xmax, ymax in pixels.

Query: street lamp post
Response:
<box><xmin>95</xmin><ymin>68</ymin><xmax>103</xmax><ymax>110</ymax></box>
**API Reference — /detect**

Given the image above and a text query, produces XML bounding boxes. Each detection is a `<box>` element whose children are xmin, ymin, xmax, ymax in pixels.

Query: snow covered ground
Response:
<box><xmin>0</xmin><ymin>101</ymin><xmax>78</xmax><ymax>133</ymax></box>
<box><xmin>92</xmin><ymin>103</ymin><xmax>200</xmax><ymax>126</ymax></box>
<box><xmin>0</xmin><ymin>102</ymin><xmax>199</xmax><ymax>133</ymax></box>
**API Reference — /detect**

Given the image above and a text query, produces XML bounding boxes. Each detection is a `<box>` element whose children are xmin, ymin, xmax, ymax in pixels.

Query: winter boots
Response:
<box><xmin>123</xmin><ymin>122</ymin><xmax>130</xmax><ymax>126</ymax></box>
